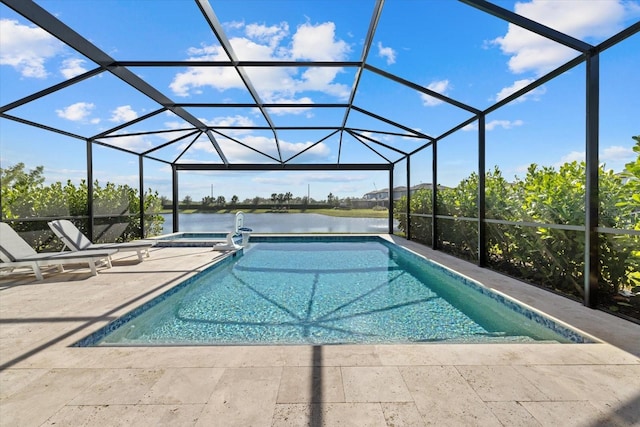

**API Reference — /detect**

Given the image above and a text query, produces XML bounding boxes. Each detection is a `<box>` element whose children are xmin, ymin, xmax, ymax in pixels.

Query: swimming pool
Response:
<box><xmin>76</xmin><ymin>236</ymin><xmax>591</xmax><ymax>346</ymax></box>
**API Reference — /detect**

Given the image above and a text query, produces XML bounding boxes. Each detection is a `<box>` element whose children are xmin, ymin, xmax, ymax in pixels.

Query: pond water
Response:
<box><xmin>160</xmin><ymin>213</ymin><xmax>394</xmax><ymax>234</ymax></box>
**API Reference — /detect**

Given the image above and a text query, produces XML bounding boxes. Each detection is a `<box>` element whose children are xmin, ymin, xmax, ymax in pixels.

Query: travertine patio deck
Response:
<box><xmin>1</xmin><ymin>236</ymin><xmax>638</xmax><ymax>426</ymax></box>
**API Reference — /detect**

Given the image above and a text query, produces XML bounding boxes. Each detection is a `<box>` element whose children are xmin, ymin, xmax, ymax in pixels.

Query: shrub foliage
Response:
<box><xmin>1</xmin><ymin>163</ymin><xmax>164</xmax><ymax>249</ymax></box>
<box><xmin>395</xmin><ymin>138</ymin><xmax>640</xmax><ymax>319</ymax></box>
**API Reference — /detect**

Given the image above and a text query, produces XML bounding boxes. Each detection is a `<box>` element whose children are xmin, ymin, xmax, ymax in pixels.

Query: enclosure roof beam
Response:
<box><xmin>91</xmin><ymin>108</ymin><xmax>169</xmax><ymax>140</ymax></box>
<box><xmin>351</xmin><ymin>106</ymin><xmax>434</xmax><ymax>140</ymax></box>
<box><xmin>2</xmin><ymin>0</ymin><xmax>216</xmax><ymax>142</ymax></box>
<box><xmin>209</xmin><ymin>129</ymin><xmax>281</xmax><ymax>164</ymax></box>
<box><xmin>348</xmin><ymin>130</ymin><xmax>408</xmax><ymax>155</ymax></box>
<box><xmin>174</xmin><ymin>163</ymin><xmax>391</xmax><ymax>171</ymax></box>
<box><xmin>205</xmin><ymin>130</ymin><xmax>229</xmax><ymax>165</ymax></box>
<box><xmin>115</xmin><ymin>61</ymin><xmax>362</xmax><ymax>67</ymax></box>
<box><xmin>460</xmin><ymin>0</ymin><xmax>592</xmax><ymax>53</ymax></box>
<box><xmin>0</xmin><ymin>67</ymin><xmax>104</xmax><ymax>114</ymax></box>
<box><xmin>365</xmin><ymin>64</ymin><xmax>481</xmax><ymax>115</ymax></box>
<box><xmin>196</xmin><ymin>0</ymin><xmax>281</xmax><ymax>162</ymax></box>
<box><xmin>141</xmin><ymin>130</ymin><xmax>202</xmax><ymax>156</ymax></box>
<box><xmin>283</xmin><ymin>130</ymin><xmax>341</xmax><ymax>164</ymax></box>
<box><xmin>340</xmin><ymin>0</ymin><xmax>385</xmax><ymax>130</ymax></box>
<box><xmin>0</xmin><ymin>113</ymin><xmax>85</xmax><ymax>141</ymax></box>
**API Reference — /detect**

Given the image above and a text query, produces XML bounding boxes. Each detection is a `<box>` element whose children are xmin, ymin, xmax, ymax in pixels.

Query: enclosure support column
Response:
<box><xmin>138</xmin><ymin>155</ymin><xmax>145</xmax><ymax>239</ymax></box>
<box><xmin>478</xmin><ymin>114</ymin><xmax>487</xmax><ymax>267</ymax></box>
<box><xmin>585</xmin><ymin>51</ymin><xmax>600</xmax><ymax>308</ymax></box>
<box><xmin>86</xmin><ymin>139</ymin><xmax>94</xmax><ymax>242</ymax></box>
<box><xmin>432</xmin><ymin>140</ymin><xmax>438</xmax><ymax>250</ymax></box>
<box><xmin>172</xmin><ymin>164</ymin><xmax>179</xmax><ymax>233</ymax></box>
<box><xmin>406</xmin><ymin>156</ymin><xmax>411</xmax><ymax>240</ymax></box>
<box><xmin>388</xmin><ymin>164</ymin><xmax>394</xmax><ymax>234</ymax></box>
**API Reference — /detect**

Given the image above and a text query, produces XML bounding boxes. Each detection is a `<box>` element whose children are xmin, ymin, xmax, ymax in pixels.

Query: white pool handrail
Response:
<box><xmin>235</xmin><ymin>211</ymin><xmax>253</xmax><ymax>233</ymax></box>
<box><xmin>235</xmin><ymin>211</ymin><xmax>244</xmax><ymax>233</ymax></box>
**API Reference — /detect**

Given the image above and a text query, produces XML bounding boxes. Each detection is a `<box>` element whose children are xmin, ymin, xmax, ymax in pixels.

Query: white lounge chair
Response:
<box><xmin>48</xmin><ymin>219</ymin><xmax>154</xmax><ymax>262</ymax></box>
<box><xmin>0</xmin><ymin>222</ymin><xmax>116</xmax><ymax>281</ymax></box>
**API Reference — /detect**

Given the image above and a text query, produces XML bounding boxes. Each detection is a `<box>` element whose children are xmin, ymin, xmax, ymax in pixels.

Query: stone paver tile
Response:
<box><xmin>140</xmin><ymin>367</ymin><xmax>225</xmax><ymax>404</ymax></box>
<box><xmin>42</xmin><ymin>404</ymin><xmax>204</xmax><ymax>426</ymax></box>
<box><xmin>8</xmin><ymin>346</ymin><xmax>96</xmax><ymax>369</ymax></box>
<box><xmin>318</xmin><ymin>345</ymin><xmax>382</xmax><ymax>366</ymax></box>
<box><xmin>399</xmin><ymin>366</ymin><xmax>501</xmax><ymax>426</ymax></box>
<box><xmin>69</xmin><ymin>368</ymin><xmax>164</xmax><ymax>405</ymax></box>
<box><xmin>455</xmin><ymin>365</ymin><xmax>548</xmax><ymax>401</ymax></box>
<box><xmin>280</xmin><ymin>345</ymin><xmax>317</xmax><ymax>366</ymax></box>
<box><xmin>590</xmin><ymin>399</ymin><xmax>640</xmax><ymax>426</ymax></box>
<box><xmin>196</xmin><ymin>367</ymin><xmax>281</xmax><ymax>427</ymax></box>
<box><xmin>0</xmin><ymin>368</ymin><xmax>102</xmax><ymax>427</ymax></box>
<box><xmin>380</xmin><ymin>402</ymin><xmax>426</xmax><ymax>426</ymax></box>
<box><xmin>342</xmin><ymin>366</ymin><xmax>412</xmax><ymax>403</ymax></box>
<box><xmin>0</xmin><ymin>368</ymin><xmax>48</xmax><ymax>399</ymax></box>
<box><xmin>132</xmin><ymin>346</ymin><xmax>247</xmax><ymax>368</ymax></box>
<box><xmin>514</xmin><ymin>364</ymin><xmax>640</xmax><ymax>402</ymax></box>
<box><xmin>272</xmin><ymin>403</ymin><xmax>387</xmax><ymax>427</ymax></box>
<box><xmin>521</xmin><ymin>401</ymin><xmax>618</xmax><ymax>427</ymax></box>
<box><xmin>277</xmin><ymin>366</ymin><xmax>345</xmax><ymax>403</ymax></box>
<box><xmin>567</xmin><ymin>344</ymin><xmax>640</xmax><ymax>365</ymax></box>
<box><xmin>375</xmin><ymin>345</ymin><xmax>448</xmax><ymax>366</ymax></box>
<box><xmin>240</xmin><ymin>346</ymin><xmax>287</xmax><ymax>367</ymax></box>
<box><xmin>486</xmin><ymin>401</ymin><xmax>541</xmax><ymax>426</ymax></box>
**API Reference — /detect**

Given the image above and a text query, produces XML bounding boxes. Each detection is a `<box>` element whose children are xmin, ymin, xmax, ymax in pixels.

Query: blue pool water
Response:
<box><xmin>78</xmin><ymin>237</ymin><xmax>590</xmax><ymax>346</ymax></box>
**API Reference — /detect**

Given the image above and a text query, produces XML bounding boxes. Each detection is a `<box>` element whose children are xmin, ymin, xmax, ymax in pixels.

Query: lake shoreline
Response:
<box><xmin>160</xmin><ymin>212</ymin><xmax>396</xmax><ymax>235</ymax></box>
<box><xmin>160</xmin><ymin>207</ymin><xmax>389</xmax><ymax>219</ymax></box>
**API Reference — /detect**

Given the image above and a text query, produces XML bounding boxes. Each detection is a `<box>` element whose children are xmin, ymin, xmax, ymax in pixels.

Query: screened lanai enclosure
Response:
<box><xmin>1</xmin><ymin>0</ymin><xmax>639</xmax><ymax>321</ymax></box>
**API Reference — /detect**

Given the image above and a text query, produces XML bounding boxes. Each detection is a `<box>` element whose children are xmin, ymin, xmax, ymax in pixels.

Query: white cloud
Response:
<box><xmin>109</xmin><ymin>105</ymin><xmax>138</xmax><ymax>123</ymax></box>
<box><xmin>555</xmin><ymin>145</ymin><xmax>635</xmax><ymax>168</ymax></box>
<box><xmin>267</xmin><ymin>97</ymin><xmax>314</xmax><ymax>115</ymax></box>
<box><xmin>359</xmin><ymin>131</ymin><xmax>395</xmax><ymax>143</ymax></box>
<box><xmin>463</xmin><ymin>119</ymin><xmax>524</xmax><ymax>131</ymax></box>
<box><xmin>253</xmin><ymin>172</ymin><xmax>365</xmax><ymax>186</ymax></box>
<box><xmin>60</xmin><ymin>58</ymin><xmax>88</xmax><ymax>79</ymax></box>
<box><xmin>56</xmin><ymin>102</ymin><xmax>95</xmax><ymax>121</ymax></box>
<box><xmin>602</xmin><ymin>145</ymin><xmax>634</xmax><ymax>161</ymax></box>
<box><xmin>556</xmin><ymin>150</ymin><xmax>585</xmax><ymax>167</ymax></box>
<box><xmin>169</xmin><ymin>20</ymin><xmax>351</xmax><ymax>103</ymax></box>
<box><xmin>420</xmin><ymin>80</ymin><xmax>451</xmax><ymax>106</ymax></box>
<box><xmin>182</xmin><ymin>129</ymin><xmax>331</xmax><ymax>163</ymax></box>
<box><xmin>201</xmin><ymin>115</ymin><xmax>257</xmax><ymax>136</ymax></box>
<box><xmin>104</xmin><ymin>134</ymin><xmax>153</xmax><ymax>151</ymax></box>
<box><xmin>290</xmin><ymin>22</ymin><xmax>350</xmax><ymax>61</ymax></box>
<box><xmin>377</xmin><ymin>42</ymin><xmax>396</xmax><ymax>65</ymax></box>
<box><xmin>486</xmin><ymin>119</ymin><xmax>524</xmax><ymax>130</ymax></box>
<box><xmin>282</xmin><ymin>140</ymin><xmax>331</xmax><ymax>160</ymax></box>
<box><xmin>0</xmin><ymin>18</ymin><xmax>65</xmax><ymax>78</ymax></box>
<box><xmin>494</xmin><ymin>78</ymin><xmax>547</xmax><ymax>102</ymax></box>
<box><xmin>245</xmin><ymin>22</ymin><xmax>289</xmax><ymax>47</ymax></box>
<box><xmin>492</xmin><ymin>0</ymin><xmax>637</xmax><ymax>76</ymax></box>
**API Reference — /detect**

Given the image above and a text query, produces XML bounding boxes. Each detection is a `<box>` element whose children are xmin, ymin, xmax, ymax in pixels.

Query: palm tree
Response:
<box><xmin>327</xmin><ymin>192</ymin><xmax>334</xmax><ymax>205</ymax></box>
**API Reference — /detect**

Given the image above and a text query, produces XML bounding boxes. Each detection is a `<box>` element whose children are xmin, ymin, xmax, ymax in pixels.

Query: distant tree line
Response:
<box><xmin>163</xmin><ymin>191</ymin><xmax>356</xmax><ymax>209</ymax></box>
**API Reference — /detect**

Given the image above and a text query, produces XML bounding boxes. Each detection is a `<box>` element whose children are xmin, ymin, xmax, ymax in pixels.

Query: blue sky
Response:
<box><xmin>1</xmin><ymin>0</ymin><xmax>639</xmax><ymax>202</ymax></box>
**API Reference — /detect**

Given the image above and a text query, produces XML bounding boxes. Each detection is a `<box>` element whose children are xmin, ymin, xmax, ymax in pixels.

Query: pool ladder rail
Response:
<box><xmin>212</xmin><ymin>211</ymin><xmax>252</xmax><ymax>251</ymax></box>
